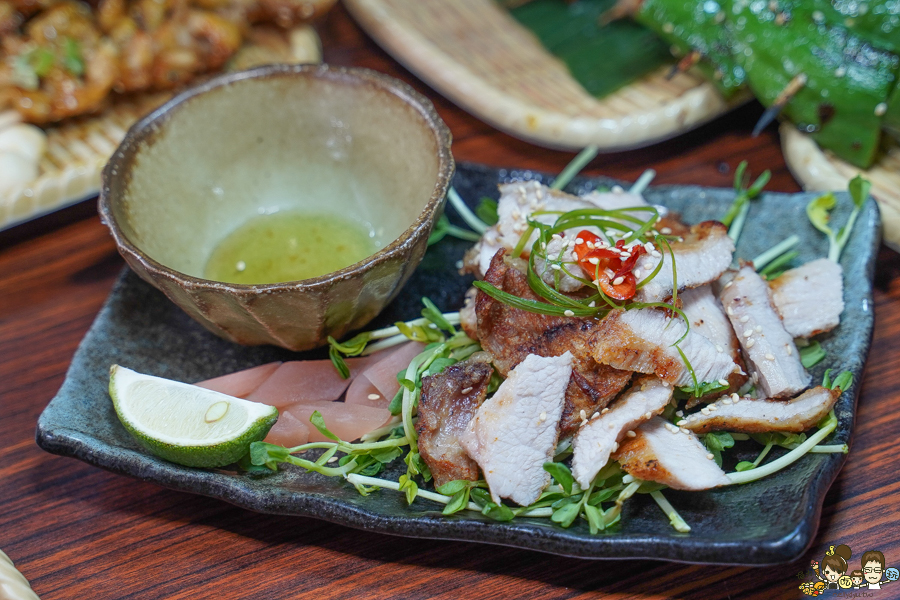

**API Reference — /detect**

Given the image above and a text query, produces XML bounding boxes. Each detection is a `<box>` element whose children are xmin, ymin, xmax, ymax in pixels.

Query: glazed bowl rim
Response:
<box><xmin>98</xmin><ymin>63</ymin><xmax>455</xmax><ymax>295</ymax></box>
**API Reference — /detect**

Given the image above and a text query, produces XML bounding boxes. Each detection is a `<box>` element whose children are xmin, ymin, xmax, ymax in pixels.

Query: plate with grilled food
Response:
<box><xmin>36</xmin><ymin>162</ymin><xmax>880</xmax><ymax>564</ymax></box>
<box><xmin>0</xmin><ymin>0</ymin><xmax>332</xmax><ymax>229</ymax></box>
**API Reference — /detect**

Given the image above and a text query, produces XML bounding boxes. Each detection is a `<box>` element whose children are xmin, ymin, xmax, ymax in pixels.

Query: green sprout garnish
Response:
<box><xmin>806</xmin><ymin>175</ymin><xmax>870</xmax><ymax>262</ymax></box>
<box><xmin>722</xmin><ymin>161</ymin><xmax>771</xmax><ymax>242</ymax></box>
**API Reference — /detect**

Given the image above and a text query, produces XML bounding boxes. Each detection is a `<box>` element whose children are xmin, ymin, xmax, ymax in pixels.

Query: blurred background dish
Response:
<box><xmin>99</xmin><ymin>63</ymin><xmax>453</xmax><ymax>350</ymax></box>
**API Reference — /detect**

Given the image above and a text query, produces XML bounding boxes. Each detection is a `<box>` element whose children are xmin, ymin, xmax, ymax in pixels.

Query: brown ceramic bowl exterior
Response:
<box><xmin>99</xmin><ymin>64</ymin><xmax>454</xmax><ymax>351</ymax></box>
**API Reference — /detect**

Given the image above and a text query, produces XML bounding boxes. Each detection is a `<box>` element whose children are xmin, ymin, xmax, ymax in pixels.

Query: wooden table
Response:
<box><xmin>3</xmin><ymin>5</ymin><xmax>899</xmax><ymax>599</ymax></box>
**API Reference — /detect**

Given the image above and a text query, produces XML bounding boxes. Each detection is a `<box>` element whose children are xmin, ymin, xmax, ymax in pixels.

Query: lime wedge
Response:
<box><xmin>109</xmin><ymin>365</ymin><xmax>278</xmax><ymax>468</ymax></box>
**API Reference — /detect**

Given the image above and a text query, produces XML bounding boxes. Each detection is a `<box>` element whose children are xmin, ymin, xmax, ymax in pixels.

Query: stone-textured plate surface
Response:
<box><xmin>36</xmin><ymin>163</ymin><xmax>880</xmax><ymax>564</ymax></box>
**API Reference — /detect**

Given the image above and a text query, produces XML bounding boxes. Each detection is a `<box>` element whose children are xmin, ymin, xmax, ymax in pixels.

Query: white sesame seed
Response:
<box><xmin>580</xmin><ymin>410</ymin><xmax>587</xmax><ymax>420</ymax></box>
<box><xmin>368</xmin><ymin>393</ymin><xmax>381</xmax><ymax>400</ymax></box>
<box><xmin>588</xmin><ymin>257</ymin><xmax>600</xmax><ymax>265</ymax></box>
<box><xmin>609</xmin><ymin>422</ymin><xmax>616</xmax><ymax>429</ymax></box>
<box><xmin>564</xmin><ymin>309</ymin><xmax>575</xmax><ymax>317</ymax></box>
<box><xmin>755</xmin><ymin>325</ymin><xmax>763</xmax><ymax>333</ymax></box>
<box><xmin>701</xmin><ymin>408</ymin><xmax>710</xmax><ymax>415</ymax></box>
<box><xmin>675</xmin><ymin>410</ymin><xmax>683</xmax><ymax>417</ymax></box>
<box><xmin>586</xmin><ymin>241</ymin><xmax>595</xmax><ymax>249</ymax></box>
<box><xmin>715</xmin><ymin>345</ymin><xmax>724</xmax><ymax>353</ymax></box>
<box><xmin>461</xmin><ymin>387</ymin><xmax>472</xmax><ymax>395</ymax></box>
<box><xmin>731</xmin><ymin>393</ymin><xmax>740</xmax><ymax>401</ymax></box>
<box><xmin>718</xmin><ymin>379</ymin><xmax>728</xmax><ymax>386</ymax></box>
<box><xmin>739</xmin><ymin>315</ymin><xmax>750</xmax><ymax>323</ymax></box>
<box><xmin>743</xmin><ymin>329</ymin><xmax>754</xmax><ymax>338</ymax></box>
<box><xmin>550</xmin><ymin>264</ymin><xmax>561</xmax><ymax>270</ymax></box>
<box><xmin>643</xmin><ymin>411</ymin><xmax>651</xmax><ymax>419</ymax></box>
<box><xmin>611</xmin><ymin>442</ymin><xmax>619</xmax><ymax>451</ymax></box>
<box><xmin>680</xmin><ymin>428</ymin><xmax>690</xmax><ymax>434</ymax></box>
<box><xmin>328</xmin><ymin>457</ymin><xmax>339</xmax><ymax>463</ymax></box>
<box><xmin>708</xmin><ymin>404</ymin><xmax>718</xmax><ymax>411</ymax></box>
<box><xmin>746</xmin><ymin>339</ymin><xmax>755</xmax><ymax>348</ymax></box>
<box><xmin>235</xmin><ymin>260</ymin><xmax>246</xmax><ymax>272</ymax></box>
<box><xmin>651</xmin><ymin>250</ymin><xmax>662</xmax><ymax>258</ymax></box>
<box><xmin>786</xmin><ymin>345</ymin><xmax>793</xmax><ymax>355</ymax></box>
<box><xmin>722</xmin><ymin>399</ymin><xmax>732</xmax><ymax>405</ymax></box>
<box><xmin>539</xmin><ymin>411</ymin><xmax>547</xmax><ymax>422</ymax></box>
<box><xmin>660</xmin><ymin>227</ymin><xmax>672</xmax><ymax>235</ymax></box>
<box><xmin>706</xmin><ymin>453</ymin><xmax>715</xmax><ymax>460</ymax></box>
<box><xmin>677</xmin><ymin>420</ymin><xmax>687</xmax><ymax>426</ymax></box>
<box><xmin>876</xmin><ymin>102</ymin><xmax>888</xmax><ymax>116</ymax></box>
<box><xmin>612</xmin><ymin>276</ymin><xmax>625</xmax><ymax>286</ymax></box>
<box><xmin>588</xmin><ymin>301</ymin><xmax>596</xmax><ymax>307</ymax></box>
<box><xmin>626</xmin><ymin>430</ymin><xmax>636</xmax><ymax>438</ymax></box>
<box><xmin>765</xmin><ymin>353</ymin><xmax>776</xmax><ymax>361</ymax></box>
<box><xmin>612</xmin><ymin>185</ymin><xmax>624</xmax><ymax>194</ymax></box>
<box><xmin>601</xmin><ymin>408</ymin><xmax>610</xmax><ymax>414</ymax></box>
<box><xmin>634</xmin><ymin>269</ymin><xmax>642</xmax><ymax>278</ymax></box>
<box><xmin>575</xmin><ymin>237</ymin><xmax>584</xmax><ymax>244</ymax></box>
<box><xmin>724</xmin><ymin>281</ymin><xmax>734</xmax><ymax>289</ymax></box>
<box><xmin>726</xmin><ymin>307</ymin><xmax>734</xmax><ymax>316</ymax></box>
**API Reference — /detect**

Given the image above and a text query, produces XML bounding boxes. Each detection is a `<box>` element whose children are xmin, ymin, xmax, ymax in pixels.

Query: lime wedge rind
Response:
<box><xmin>109</xmin><ymin>365</ymin><xmax>278</xmax><ymax>468</ymax></box>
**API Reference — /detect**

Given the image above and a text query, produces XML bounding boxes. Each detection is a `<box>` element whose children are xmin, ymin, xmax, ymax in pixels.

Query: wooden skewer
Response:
<box><xmin>752</xmin><ymin>73</ymin><xmax>807</xmax><ymax>137</ymax></box>
<box><xmin>666</xmin><ymin>50</ymin><xmax>701</xmax><ymax>80</ymax></box>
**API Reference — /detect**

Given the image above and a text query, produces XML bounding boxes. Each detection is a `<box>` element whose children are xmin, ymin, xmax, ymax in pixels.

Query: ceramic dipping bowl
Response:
<box><xmin>99</xmin><ymin>64</ymin><xmax>454</xmax><ymax>351</ymax></box>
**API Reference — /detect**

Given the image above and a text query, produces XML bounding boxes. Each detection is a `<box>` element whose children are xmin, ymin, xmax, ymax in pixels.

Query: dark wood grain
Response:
<box><xmin>2</xmin><ymin>4</ymin><xmax>899</xmax><ymax>599</ymax></box>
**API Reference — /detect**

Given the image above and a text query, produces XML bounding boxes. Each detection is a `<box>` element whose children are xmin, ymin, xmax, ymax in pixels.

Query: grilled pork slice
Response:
<box><xmin>417</xmin><ymin>354</ymin><xmax>494</xmax><ymax>488</ymax></box>
<box><xmin>680</xmin><ymin>285</ymin><xmax>748</xmax><ymax>405</ymax></box>
<box><xmin>720</xmin><ymin>265</ymin><xmax>810</xmax><ymax>398</ymax></box>
<box><xmin>769</xmin><ymin>258</ymin><xmax>845</xmax><ymax>339</ymax></box>
<box><xmin>612</xmin><ymin>417</ymin><xmax>731</xmax><ymax>490</ymax></box>
<box><xmin>571</xmin><ymin>377</ymin><xmax>673</xmax><ymax>489</ymax></box>
<box><xmin>462</xmin><ymin>181</ymin><xmax>592</xmax><ymax>277</ymax></box>
<box><xmin>532</xmin><ymin>235</ymin><xmax>585</xmax><ymax>293</ymax></box>
<box><xmin>476</xmin><ymin>250</ymin><xmax>632</xmax><ymax>437</ymax></box>
<box><xmin>634</xmin><ymin>221</ymin><xmax>735</xmax><ymax>303</ymax></box>
<box><xmin>588</xmin><ymin>308</ymin><xmax>740</xmax><ymax>387</ymax></box>
<box><xmin>460</xmin><ymin>352</ymin><xmax>573</xmax><ymax>506</ymax></box>
<box><xmin>459</xmin><ymin>286</ymin><xmax>478</xmax><ymax>340</ymax></box>
<box><xmin>680</xmin><ymin>386</ymin><xmax>840</xmax><ymax>434</ymax></box>
<box><xmin>581</xmin><ymin>189</ymin><xmax>648</xmax><ymax>211</ymax></box>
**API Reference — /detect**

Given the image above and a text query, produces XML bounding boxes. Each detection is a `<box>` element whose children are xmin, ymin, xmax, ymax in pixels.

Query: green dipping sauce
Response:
<box><xmin>204</xmin><ymin>211</ymin><xmax>380</xmax><ymax>284</ymax></box>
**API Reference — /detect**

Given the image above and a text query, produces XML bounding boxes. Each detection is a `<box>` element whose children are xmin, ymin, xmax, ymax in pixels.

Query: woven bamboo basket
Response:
<box><xmin>781</xmin><ymin>123</ymin><xmax>898</xmax><ymax>251</ymax></box>
<box><xmin>344</xmin><ymin>0</ymin><xmax>739</xmax><ymax>152</ymax></box>
<box><xmin>0</xmin><ymin>24</ymin><xmax>324</xmax><ymax>231</ymax></box>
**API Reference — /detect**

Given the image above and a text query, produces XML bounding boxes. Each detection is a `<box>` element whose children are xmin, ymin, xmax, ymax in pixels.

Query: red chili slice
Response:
<box><xmin>573</xmin><ymin>230</ymin><xmax>643</xmax><ymax>301</ymax></box>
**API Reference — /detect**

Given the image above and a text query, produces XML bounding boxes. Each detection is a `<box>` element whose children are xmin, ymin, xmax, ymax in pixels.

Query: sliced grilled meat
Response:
<box><xmin>769</xmin><ymin>258</ymin><xmax>844</xmax><ymax>339</ymax></box>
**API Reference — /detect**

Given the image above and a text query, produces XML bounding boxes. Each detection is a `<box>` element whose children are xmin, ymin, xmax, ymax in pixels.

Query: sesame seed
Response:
<box><xmin>708</xmin><ymin>404</ymin><xmax>718</xmax><ymax>411</ymax></box>
<box><xmin>755</xmin><ymin>325</ymin><xmax>763</xmax><ymax>333</ymax></box>
<box><xmin>786</xmin><ymin>345</ymin><xmax>793</xmax><ymax>355</ymax></box>
<box><xmin>726</xmin><ymin>307</ymin><xmax>734</xmax><ymax>316</ymax></box>
<box><xmin>608</xmin><ymin>422</ymin><xmax>616</xmax><ymax>429</ymax></box>
<box><xmin>564</xmin><ymin>309</ymin><xmax>575</xmax><ymax>317</ymax></box>
<box><xmin>580</xmin><ymin>410</ymin><xmax>587</xmax><ymax>420</ymax></box>
<box><xmin>634</xmin><ymin>269</ymin><xmax>642</xmax><ymax>278</ymax></box>
<box><xmin>612</xmin><ymin>276</ymin><xmax>625</xmax><ymax>286</ymax></box>
<box><xmin>681</xmin><ymin>428</ymin><xmax>690</xmax><ymax>434</ymax></box>
<box><xmin>550</xmin><ymin>264</ymin><xmax>561</xmax><ymax>270</ymax></box>
<box><xmin>626</xmin><ymin>430</ymin><xmax>636</xmax><ymax>438</ymax></box>
<box><xmin>765</xmin><ymin>353</ymin><xmax>776</xmax><ymax>361</ymax></box>
<box><xmin>706</xmin><ymin>453</ymin><xmax>715</xmax><ymax>460</ymax></box>
<box><xmin>601</xmin><ymin>408</ymin><xmax>610</xmax><ymax>414</ymax></box>
<box><xmin>746</xmin><ymin>339</ymin><xmax>756</xmax><ymax>349</ymax></box>
<box><xmin>677</xmin><ymin>420</ymin><xmax>687</xmax><ymax>426</ymax></box>
<box><xmin>643</xmin><ymin>411</ymin><xmax>651</xmax><ymax>419</ymax></box>
<box><xmin>588</xmin><ymin>257</ymin><xmax>600</xmax><ymax>265</ymax></box>
<box><xmin>611</xmin><ymin>442</ymin><xmax>619</xmax><ymax>451</ymax></box>
<box><xmin>739</xmin><ymin>315</ymin><xmax>750</xmax><ymax>323</ymax></box>
<box><xmin>588</xmin><ymin>301</ymin><xmax>596</xmax><ymax>307</ymax></box>
<box><xmin>612</xmin><ymin>185</ymin><xmax>624</xmax><ymax>194</ymax></box>
<box><xmin>731</xmin><ymin>393</ymin><xmax>740</xmax><ymax>401</ymax></box>
<box><xmin>724</xmin><ymin>281</ymin><xmax>734</xmax><ymax>289</ymax></box>
<box><xmin>716</xmin><ymin>345</ymin><xmax>724</xmax><ymax>353</ymax></box>
<box><xmin>552</xmin><ymin>233</ymin><xmax>562</xmax><ymax>240</ymax></box>
<box><xmin>876</xmin><ymin>102</ymin><xmax>888</xmax><ymax>116</ymax></box>
<box><xmin>461</xmin><ymin>387</ymin><xmax>472</xmax><ymax>394</ymax></box>
<box><xmin>328</xmin><ymin>457</ymin><xmax>339</xmax><ymax>463</ymax></box>
<box><xmin>743</xmin><ymin>329</ymin><xmax>754</xmax><ymax>338</ymax></box>
<box><xmin>592</xmin><ymin>412</ymin><xmax>600</xmax><ymax>420</ymax></box>
<box><xmin>722</xmin><ymin>399</ymin><xmax>732</xmax><ymax>405</ymax></box>
<box><xmin>718</xmin><ymin>379</ymin><xmax>728</xmax><ymax>386</ymax></box>
<box><xmin>368</xmin><ymin>393</ymin><xmax>381</xmax><ymax>400</ymax></box>
<box><xmin>235</xmin><ymin>260</ymin><xmax>246</xmax><ymax>272</ymax></box>
<box><xmin>539</xmin><ymin>411</ymin><xmax>547</xmax><ymax>422</ymax></box>
<box><xmin>675</xmin><ymin>410</ymin><xmax>683</xmax><ymax>417</ymax></box>
<box><xmin>586</xmin><ymin>241</ymin><xmax>595</xmax><ymax>249</ymax></box>
<box><xmin>701</xmin><ymin>408</ymin><xmax>710</xmax><ymax>415</ymax></box>
<box><xmin>575</xmin><ymin>237</ymin><xmax>584</xmax><ymax>244</ymax></box>
<box><xmin>660</xmin><ymin>227</ymin><xmax>672</xmax><ymax>235</ymax></box>
<box><xmin>651</xmin><ymin>250</ymin><xmax>662</xmax><ymax>258</ymax></box>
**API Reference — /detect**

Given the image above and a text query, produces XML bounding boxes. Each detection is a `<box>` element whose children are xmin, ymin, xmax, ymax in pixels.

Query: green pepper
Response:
<box><xmin>635</xmin><ymin>0</ymin><xmax>745</xmax><ymax>94</ymax></box>
<box><xmin>775</xmin><ymin>0</ymin><xmax>900</xmax><ymax>54</ymax></box>
<box><xmin>729</xmin><ymin>2</ymin><xmax>899</xmax><ymax>168</ymax></box>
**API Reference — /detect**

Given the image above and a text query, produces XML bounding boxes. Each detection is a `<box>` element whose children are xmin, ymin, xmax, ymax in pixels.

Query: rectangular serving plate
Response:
<box><xmin>36</xmin><ymin>162</ymin><xmax>880</xmax><ymax>564</ymax></box>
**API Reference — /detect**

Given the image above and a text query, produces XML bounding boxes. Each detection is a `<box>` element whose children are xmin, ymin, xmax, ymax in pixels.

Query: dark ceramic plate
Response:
<box><xmin>36</xmin><ymin>163</ymin><xmax>880</xmax><ymax>564</ymax></box>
